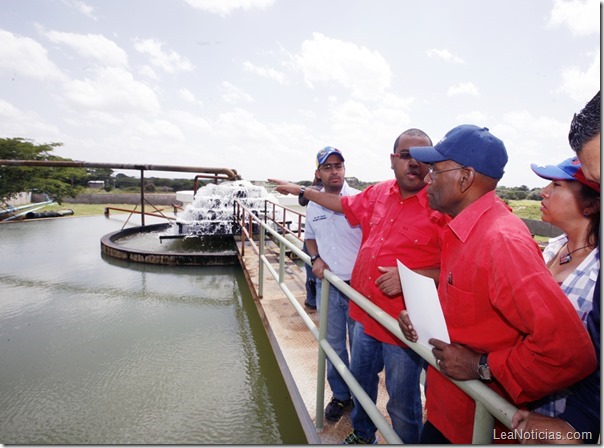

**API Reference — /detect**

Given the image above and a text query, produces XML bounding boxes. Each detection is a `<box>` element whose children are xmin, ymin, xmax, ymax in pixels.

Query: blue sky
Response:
<box><xmin>0</xmin><ymin>0</ymin><xmax>600</xmax><ymax>187</ymax></box>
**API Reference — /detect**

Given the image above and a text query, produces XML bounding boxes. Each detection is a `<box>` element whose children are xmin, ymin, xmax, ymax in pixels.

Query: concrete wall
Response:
<box><xmin>521</xmin><ymin>218</ymin><xmax>562</xmax><ymax>238</ymax></box>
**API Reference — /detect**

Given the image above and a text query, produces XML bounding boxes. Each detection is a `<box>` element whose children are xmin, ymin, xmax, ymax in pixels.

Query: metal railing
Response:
<box><xmin>235</xmin><ymin>198</ymin><xmax>518</xmax><ymax>444</ymax></box>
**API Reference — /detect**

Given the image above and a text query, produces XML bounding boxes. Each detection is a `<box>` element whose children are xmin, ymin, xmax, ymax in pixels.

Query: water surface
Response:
<box><xmin>0</xmin><ymin>216</ymin><xmax>305</xmax><ymax>444</ymax></box>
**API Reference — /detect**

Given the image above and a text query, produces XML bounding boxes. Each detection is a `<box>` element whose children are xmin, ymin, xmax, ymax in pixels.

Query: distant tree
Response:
<box><xmin>0</xmin><ymin>138</ymin><xmax>86</xmax><ymax>203</ymax></box>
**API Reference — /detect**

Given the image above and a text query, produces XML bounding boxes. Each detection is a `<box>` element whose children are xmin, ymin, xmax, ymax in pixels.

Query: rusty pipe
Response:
<box><xmin>0</xmin><ymin>160</ymin><xmax>241</xmax><ymax>180</ymax></box>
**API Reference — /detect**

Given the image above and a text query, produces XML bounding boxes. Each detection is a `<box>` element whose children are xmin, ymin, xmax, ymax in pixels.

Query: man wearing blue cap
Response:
<box><xmin>302</xmin><ymin>146</ymin><xmax>362</xmax><ymax>422</ymax></box>
<box><xmin>271</xmin><ymin>129</ymin><xmax>448</xmax><ymax>444</ymax></box>
<box><xmin>398</xmin><ymin>124</ymin><xmax>596</xmax><ymax>443</ymax></box>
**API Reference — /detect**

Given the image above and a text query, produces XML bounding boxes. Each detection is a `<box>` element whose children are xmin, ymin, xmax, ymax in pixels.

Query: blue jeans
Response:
<box><xmin>302</xmin><ymin>240</ymin><xmax>316</xmax><ymax>307</ymax></box>
<box><xmin>349</xmin><ymin>322</ymin><xmax>424</xmax><ymax>444</ymax></box>
<box><xmin>316</xmin><ymin>280</ymin><xmax>355</xmax><ymax>401</ymax></box>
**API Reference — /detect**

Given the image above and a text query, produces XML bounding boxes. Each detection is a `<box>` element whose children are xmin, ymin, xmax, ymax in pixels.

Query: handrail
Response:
<box><xmin>235</xmin><ymin>197</ymin><xmax>519</xmax><ymax>444</ymax></box>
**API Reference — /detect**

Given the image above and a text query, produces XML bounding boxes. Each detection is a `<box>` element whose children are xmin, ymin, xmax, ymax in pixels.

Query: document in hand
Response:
<box><xmin>397</xmin><ymin>260</ymin><xmax>450</xmax><ymax>348</ymax></box>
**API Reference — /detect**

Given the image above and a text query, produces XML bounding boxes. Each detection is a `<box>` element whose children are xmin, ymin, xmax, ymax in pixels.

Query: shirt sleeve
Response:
<box><xmin>340</xmin><ymin>183</ymin><xmax>376</xmax><ymax>228</ymax></box>
<box><xmin>486</xmin><ymin>233</ymin><xmax>598</xmax><ymax>404</ymax></box>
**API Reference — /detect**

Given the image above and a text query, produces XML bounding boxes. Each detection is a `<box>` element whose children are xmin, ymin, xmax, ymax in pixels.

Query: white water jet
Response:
<box><xmin>174</xmin><ymin>180</ymin><xmax>281</xmax><ymax>236</ymax></box>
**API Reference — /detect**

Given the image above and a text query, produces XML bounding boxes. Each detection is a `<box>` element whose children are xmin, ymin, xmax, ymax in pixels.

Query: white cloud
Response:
<box><xmin>221</xmin><ymin>81</ymin><xmax>253</xmax><ymax>104</ymax></box>
<box><xmin>61</xmin><ymin>0</ymin><xmax>97</xmax><ymax>20</ymax></box>
<box><xmin>243</xmin><ymin>61</ymin><xmax>286</xmax><ymax>84</ymax></box>
<box><xmin>63</xmin><ymin>67</ymin><xmax>161</xmax><ymax>113</ymax></box>
<box><xmin>426</xmin><ymin>48</ymin><xmax>465</xmax><ymax>64</ymax></box>
<box><xmin>547</xmin><ymin>0</ymin><xmax>600</xmax><ymax>36</ymax></box>
<box><xmin>139</xmin><ymin>65</ymin><xmax>159</xmax><ymax>80</ymax></box>
<box><xmin>131</xmin><ymin>117</ymin><xmax>185</xmax><ymax>141</ymax></box>
<box><xmin>0</xmin><ymin>98</ymin><xmax>61</xmax><ymax>139</ymax></box>
<box><xmin>557</xmin><ymin>50</ymin><xmax>600</xmax><ymax>101</ymax></box>
<box><xmin>292</xmin><ymin>33</ymin><xmax>391</xmax><ymax>101</ymax></box>
<box><xmin>493</xmin><ymin>111</ymin><xmax>570</xmax><ymax>187</ymax></box>
<box><xmin>184</xmin><ymin>0</ymin><xmax>275</xmax><ymax>17</ymax></box>
<box><xmin>134</xmin><ymin>38</ymin><xmax>193</xmax><ymax>73</ymax></box>
<box><xmin>178</xmin><ymin>88</ymin><xmax>198</xmax><ymax>104</ymax></box>
<box><xmin>41</xmin><ymin>28</ymin><xmax>129</xmax><ymax>68</ymax></box>
<box><xmin>0</xmin><ymin>29</ymin><xmax>65</xmax><ymax>81</ymax></box>
<box><xmin>447</xmin><ymin>82</ymin><xmax>479</xmax><ymax>97</ymax></box>
<box><xmin>455</xmin><ymin>110</ymin><xmax>488</xmax><ymax>124</ymax></box>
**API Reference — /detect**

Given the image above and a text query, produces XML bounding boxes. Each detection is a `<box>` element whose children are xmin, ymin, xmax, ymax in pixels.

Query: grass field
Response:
<box><xmin>506</xmin><ymin>200</ymin><xmax>542</xmax><ymax>220</ymax></box>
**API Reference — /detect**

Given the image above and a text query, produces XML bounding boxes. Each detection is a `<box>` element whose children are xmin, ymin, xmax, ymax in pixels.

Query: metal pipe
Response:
<box><xmin>0</xmin><ymin>160</ymin><xmax>241</xmax><ymax>180</ymax></box>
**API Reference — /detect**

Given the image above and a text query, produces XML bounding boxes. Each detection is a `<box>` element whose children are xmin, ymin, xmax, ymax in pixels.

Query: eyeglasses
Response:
<box><xmin>393</xmin><ymin>151</ymin><xmax>412</xmax><ymax>160</ymax></box>
<box><xmin>319</xmin><ymin>162</ymin><xmax>344</xmax><ymax>172</ymax></box>
<box><xmin>428</xmin><ymin>165</ymin><xmax>466</xmax><ymax>179</ymax></box>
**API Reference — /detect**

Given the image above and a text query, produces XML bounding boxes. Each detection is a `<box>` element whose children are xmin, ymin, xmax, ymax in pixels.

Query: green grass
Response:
<box><xmin>43</xmin><ymin>203</ymin><xmax>143</xmax><ymax>216</ymax></box>
<box><xmin>506</xmin><ymin>199</ymin><xmax>542</xmax><ymax>220</ymax></box>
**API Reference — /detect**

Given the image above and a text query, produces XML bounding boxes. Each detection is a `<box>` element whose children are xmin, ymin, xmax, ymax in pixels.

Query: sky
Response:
<box><xmin>0</xmin><ymin>0</ymin><xmax>600</xmax><ymax>188</ymax></box>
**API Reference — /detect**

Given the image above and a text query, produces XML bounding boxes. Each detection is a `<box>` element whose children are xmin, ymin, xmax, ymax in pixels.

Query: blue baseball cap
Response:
<box><xmin>316</xmin><ymin>146</ymin><xmax>345</xmax><ymax>168</ymax></box>
<box><xmin>409</xmin><ymin>125</ymin><xmax>508</xmax><ymax>179</ymax></box>
<box><xmin>531</xmin><ymin>156</ymin><xmax>600</xmax><ymax>193</ymax></box>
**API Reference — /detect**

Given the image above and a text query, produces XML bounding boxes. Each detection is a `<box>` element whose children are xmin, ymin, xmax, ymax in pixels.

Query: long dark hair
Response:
<box><xmin>580</xmin><ymin>183</ymin><xmax>600</xmax><ymax>247</ymax></box>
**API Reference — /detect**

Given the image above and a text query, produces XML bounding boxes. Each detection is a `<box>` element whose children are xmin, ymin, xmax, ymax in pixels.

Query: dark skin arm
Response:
<box><xmin>268</xmin><ymin>179</ymin><xmax>344</xmax><ymax>213</ymax></box>
<box><xmin>397</xmin><ymin>311</ymin><xmax>481</xmax><ymax>380</ymax></box>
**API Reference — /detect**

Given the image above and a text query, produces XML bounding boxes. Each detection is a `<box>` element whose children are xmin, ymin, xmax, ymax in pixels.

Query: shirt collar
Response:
<box><xmin>320</xmin><ymin>180</ymin><xmax>354</xmax><ymax>196</ymax></box>
<box><xmin>447</xmin><ymin>190</ymin><xmax>499</xmax><ymax>243</ymax></box>
<box><xmin>387</xmin><ymin>180</ymin><xmax>428</xmax><ymax>205</ymax></box>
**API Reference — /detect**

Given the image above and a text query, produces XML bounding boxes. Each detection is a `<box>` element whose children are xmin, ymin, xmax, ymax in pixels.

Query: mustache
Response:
<box><xmin>406</xmin><ymin>169</ymin><xmax>421</xmax><ymax>176</ymax></box>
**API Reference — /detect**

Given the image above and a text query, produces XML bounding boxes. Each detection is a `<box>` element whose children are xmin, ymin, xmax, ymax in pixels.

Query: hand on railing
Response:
<box><xmin>512</xmin><ymin>410</ymin><xmax>582</xmax><ymax>444</ymax></box>
<box><xmin>311</xmin><ymin>258</ymin><xmax>329</xmax><ymax>280</ymax></box>
<box><xmin>429</xmin><ymin>339</ymin><xmax>482</xmax><ymax>381</ymax></box>
<box><xmin>398</xmin><ymin>310</ymin><xmax>418</xmax><ymax>343</ymax></box>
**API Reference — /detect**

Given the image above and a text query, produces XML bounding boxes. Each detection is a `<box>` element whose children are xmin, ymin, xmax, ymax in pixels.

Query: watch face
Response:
<box><xmin>478</xmin><ymin>365</ymin><xmax>492</xmax><ymax>381</ymax></box>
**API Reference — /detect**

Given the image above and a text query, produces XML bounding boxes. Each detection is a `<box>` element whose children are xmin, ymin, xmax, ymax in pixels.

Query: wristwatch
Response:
<box><xmin>310</xmin><ymin>254</ymin><xmax>321</xmax><ymax>264</ymax></box>
<box><xmin>298</xmin><ymin>186</ymin><xmax>306</xmax><ymax>200</ymax></box>
<box><xmin>477</xmin><ymin>353</ymin><xmax>492</xmax><ymax>381</ymax></box>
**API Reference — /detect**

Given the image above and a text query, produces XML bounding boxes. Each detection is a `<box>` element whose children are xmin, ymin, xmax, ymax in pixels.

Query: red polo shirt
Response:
<box><xmin>341</xmin><ymin>180</ymin><xmax>447</xmax><ymax>346</ymax></box>
<box><xmin>426</xmin><ymin>191</ymin><xmax>597</xmax><ymax>443</ymax></box>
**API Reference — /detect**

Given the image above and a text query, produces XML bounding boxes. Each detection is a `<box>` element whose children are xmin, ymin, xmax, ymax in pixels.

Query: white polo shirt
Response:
<box><xmin>304</xmin><ymin>181</ymin><xmax>362</xmax><ymax>281</ymax></box>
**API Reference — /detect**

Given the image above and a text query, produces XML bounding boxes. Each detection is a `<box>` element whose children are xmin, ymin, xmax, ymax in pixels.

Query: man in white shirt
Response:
<box><xmin>303</xmin><ymin>146</ymin><xmax>362</xmax><ymax>422</ymax></box>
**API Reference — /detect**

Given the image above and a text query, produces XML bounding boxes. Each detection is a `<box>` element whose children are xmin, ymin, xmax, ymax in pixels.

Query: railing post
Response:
<box><xmin>258</xmin><ymin>225</ymin><xmax>265</xmax><ymax>298</ymax></box>
<box><xmin>239</xmin><ymin>203</ymin><xmax>246</xmax><ymax>257</ymax></box>
<box><xmin>278</xmin><ymin>241</ymin><xmax>285</xmax><ymax>284</ymax></box>
<box><xmin>472</xmin><ymin>401</ymin><xmax>495</xmax><ymax>443</ymax></box>
<box><xmin>315</xmin><ymin>277</ymin><xmax>330</xmax><ymax>431</ymax></box>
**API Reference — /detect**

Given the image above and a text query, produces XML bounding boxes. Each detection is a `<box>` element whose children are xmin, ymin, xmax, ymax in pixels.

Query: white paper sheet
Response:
<box><xmin>397</xmin><ymin>260</ymin><xmax>450</xmax><ymax>347</ymax></box>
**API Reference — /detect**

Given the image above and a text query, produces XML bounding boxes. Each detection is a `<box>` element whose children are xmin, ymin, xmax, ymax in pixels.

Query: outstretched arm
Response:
<box><xmin>267</xmin><ymin>179</ymin><xmax>344</xmax><ymax>213</ymax></box>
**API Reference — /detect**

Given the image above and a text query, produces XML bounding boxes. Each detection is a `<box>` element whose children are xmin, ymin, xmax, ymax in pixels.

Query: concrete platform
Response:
<box><xmin>237</xmin><ymin>238</ymin><xmax>394</xmax><ymax>444</ymax></box>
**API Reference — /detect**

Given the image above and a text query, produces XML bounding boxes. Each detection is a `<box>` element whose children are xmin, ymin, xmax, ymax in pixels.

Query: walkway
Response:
<box><xmin>237</xmin><ymin>238</ymin><xmax>395</xmax><ymax>444</ymax></box>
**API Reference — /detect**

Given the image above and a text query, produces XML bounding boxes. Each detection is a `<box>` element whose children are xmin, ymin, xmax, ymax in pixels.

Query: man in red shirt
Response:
<box><xmin>270</xmin><ymin>128</ymin><xmax>449</xmax><ymax>444</ymax></box>
<box><xmin>399</xmin><ymin>124</ymin><xmax>597</xmax><ymax>443</ymax></box>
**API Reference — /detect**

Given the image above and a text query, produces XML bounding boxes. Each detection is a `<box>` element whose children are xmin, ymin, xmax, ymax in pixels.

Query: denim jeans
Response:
<box><xmin>316</xmin><ymin>280</ymin><xmax>355</xmax><ymax>401</ymax></box>
<box><xmin>349</xmin><ymin>322</ymin><xmax>424</xmax><ymax>444</ymax></box>
<box><xmin>302</xmin><ymin>240</ymin><xmax>316</xmax><ymax>307</ymax></box>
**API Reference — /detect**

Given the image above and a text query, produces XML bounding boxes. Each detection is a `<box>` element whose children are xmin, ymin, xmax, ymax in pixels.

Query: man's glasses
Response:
<box><xmin>319</xmin><ymin>162</ymin><xmax>344</xmax><ymax>172</ymax></box>
<box><xmin>393</xmin><ymin>151</ymin><xmax>412</xmax><ymax>160</ymax></box>
<box><xmin>428</xmin><ymin>165</ymin><xmax>466</xmax><ymax>179</ymax></box>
